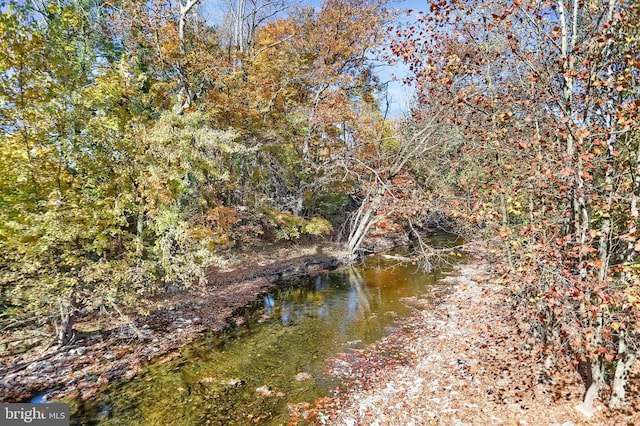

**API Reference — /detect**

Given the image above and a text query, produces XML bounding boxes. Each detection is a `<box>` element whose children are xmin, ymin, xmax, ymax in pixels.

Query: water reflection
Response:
<box><xmin>263</xmin><ymin>294</ymin><xmax>275</xmax><ymax>312</ymax></box>
<box><xmin>71</xmin><ymin>239</ymin><xmax>462</xmax><ymax>426</ymax></box>
<box><xmin>346</xmin><ymin>267</ymin><xmax>372</xmax><ymax>320</ymax></box>
<box><xmin>258</xmin><ymin>268</ymin><xmax>377</xmax><ymax>335</ymax></box>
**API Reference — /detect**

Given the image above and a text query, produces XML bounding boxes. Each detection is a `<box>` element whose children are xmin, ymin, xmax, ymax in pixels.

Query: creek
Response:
<box><xmin>70</xmin><ymin>234</ymin><xmax>463</xmax><ymax>425</ymax></box>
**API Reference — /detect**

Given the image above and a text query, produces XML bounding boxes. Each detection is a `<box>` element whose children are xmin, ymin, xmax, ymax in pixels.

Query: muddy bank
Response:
<box><xmin>0</xmin><ymin>243</ymin><xmax>343</xmax><ymax>403</ymax></box>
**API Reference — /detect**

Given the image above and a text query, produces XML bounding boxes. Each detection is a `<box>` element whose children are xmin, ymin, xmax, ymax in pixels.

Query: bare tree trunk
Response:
<box><xmin>577</xmin><ymin>357</ymin><xmax>605</xmax><ymax>419</ymax></box>
<box><xmin>345</xmin><ymin>205</ymin><xmax>375</xmax><ymax>261</ymax></box>
<box><xmin>344</xmin><ymin>192</ymin><xmax>378</xmax><ymax>261</ymax></box>
<box><xmin>234</xmin><ymin>0</ymin><xmax>247</xmax><ymax>53</ymax></box>
<box><xmin>175</xmin><ymin>0</ymin><xmax>199</xmax><ymax>113</ymax></box>
<box><xmin>556</xmin><ymin>0</ymin><xmax>579</xmax><ymax>155</ymax></box>
<box><xmin>55</xmin><ymin>294</ymin><xmax>77</xmax><ymax>347</ymax></box>
<box><xmin>577</xmin><ymin>313</ymin><xmax>605</xmax><ymax>418</ymax></box>
<box><xmin>178</xmin><ymin>0</ymin><xmax>199</xmax><ymax>47</ymax></box>
<box><xmin>625</xmin><ymin>138</ymin><xmax>640</xmax><ymax>278</ymax></box>
<box><xmin>609</xmin><ymin>331</ymin><xmax>636</xmax><ymax>408</ymax></box>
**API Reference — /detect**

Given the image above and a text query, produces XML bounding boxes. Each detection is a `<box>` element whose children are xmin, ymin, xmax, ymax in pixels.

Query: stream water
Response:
<box><xmin>70</xmin><ymin>235</ymin><xmax>463</xmax><ymax>425</ymax></box>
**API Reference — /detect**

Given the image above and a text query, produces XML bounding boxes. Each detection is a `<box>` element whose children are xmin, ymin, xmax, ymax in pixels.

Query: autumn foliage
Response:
<box><xmin>394</xmin><ymin>0</ymin><xmax>640</xmax><ymax>412</ymax></box>
<box><xmin>2</xmin><ymin>0</ymin><xmax>639</xmax><ymax>416</ymax></box>
<box><xmin>0</xmin><ymin>0</ymin><xmax>392</xmax><ymax>346</ymax></box>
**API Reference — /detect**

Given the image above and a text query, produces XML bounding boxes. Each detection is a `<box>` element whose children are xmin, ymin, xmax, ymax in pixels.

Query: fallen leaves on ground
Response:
<box><xmin>314</xmin><ymin>258</ymin><xmax>640</xmax><ymax>425</ymax></box>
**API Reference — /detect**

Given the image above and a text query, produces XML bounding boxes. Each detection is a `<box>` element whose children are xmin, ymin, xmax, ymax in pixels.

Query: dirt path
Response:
<box><xmin>0</xmin><ymin>243</ymin><xmax>343</xmax><ymax>403</ymax></box>
<box><xmin>313</xmin><ymin>254</ymin><xmax>640</xmax><ymax>425</ymax></box>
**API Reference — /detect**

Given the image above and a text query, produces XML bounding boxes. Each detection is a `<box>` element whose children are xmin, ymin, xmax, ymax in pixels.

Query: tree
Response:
<box><xmin>1</xmin><ymin>0</ymin><xmax>103</xmax><ymax>345</ymax></box>
<box><xmin>394</xmin><ymin>0</ymin><xmax>640</xmax><ymax>413</ymax></box>
<box><xmin>0</xmin><ymin>0</ymin><xmax>398</xmax><ymax>349</ymax></box>
<box><xmin>202</xmin><ymin>0</ymin><xmax>395</xmax><ymax>224</ymax></box>
<box><xmin>215</xmin><ymin>0</ymin><xmax>291</xmax><ymax>56</ymax></box>
<box><xmin>1</xmin><ymin>1</ymin><xmax>232</xmax><ymax>346</ymax></box>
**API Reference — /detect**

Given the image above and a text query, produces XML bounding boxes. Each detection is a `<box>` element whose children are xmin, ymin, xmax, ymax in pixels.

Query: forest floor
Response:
<box><xmin>0</xmin><ymin>242</ymin><xmax>343</xmax><ymax>403</ymax></box>
<box><xmin>310</xmin><ymin>246</ymin><xmax>640</xmax><ymax>426</ymax></box>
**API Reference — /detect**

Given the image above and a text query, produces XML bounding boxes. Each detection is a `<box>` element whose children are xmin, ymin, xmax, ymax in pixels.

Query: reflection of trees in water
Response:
<box><xmin>76</xmin><ymin>252</ymin><xmax>457</xmax><ymax>425</ymax></box>
<box><xmin>264</xmin><ymin>280</ymin><xmax>335</xmax><ymax>325</ymax></box>
<box><xmin>345</xmin><ymin>267</ymin><xmax>371</xmax><ymax>320</ymax></box>
<box><xmin>314</xmin><ymin>274</ymin><xmax>330</xmax><ymax>292</ymax></box>
<box><xmin>264</xmin><ymin>294</ymin><xmax>275</xmax><ymax>314</ymax></box>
